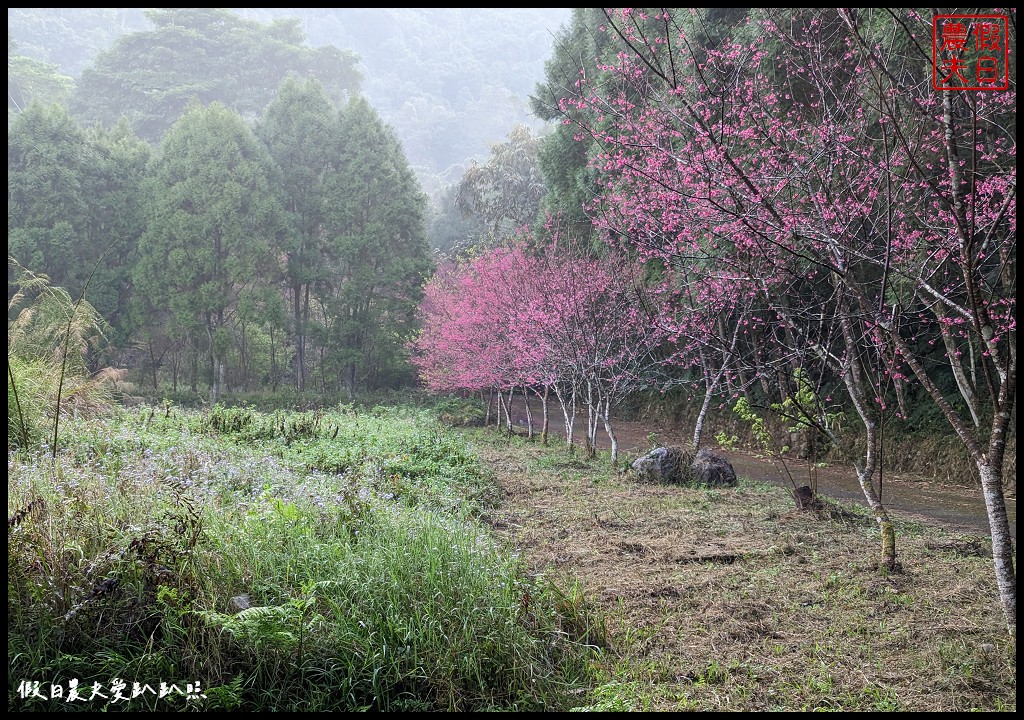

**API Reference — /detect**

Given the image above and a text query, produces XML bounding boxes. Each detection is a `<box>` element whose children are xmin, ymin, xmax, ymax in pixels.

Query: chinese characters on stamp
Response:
<box><xmin>932</xmin><ymin>14</ymin><xmax>1010</xmax><ymax>90</ymax></box>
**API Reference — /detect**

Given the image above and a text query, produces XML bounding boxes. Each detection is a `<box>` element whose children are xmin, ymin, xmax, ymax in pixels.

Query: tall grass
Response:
<box><xmin>7</xmin><ymin>257</ymin><xmax>113</xmax><ymax>452</ymax></box>
<box><xmin>7</xmin><ymin>405</ymin><xmax>602</xmax><ymax>711</ymax></box>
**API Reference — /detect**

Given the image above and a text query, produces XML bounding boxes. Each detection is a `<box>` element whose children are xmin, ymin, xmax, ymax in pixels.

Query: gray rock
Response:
<box><xmin>631</xmin><ymin>446</ymin><xmax>736</xmax><ymax>487</ymax></box>
<box><xmin>631</xmin><ymin>445</ymin><xmax>695</xmax><ymax>485</ymax></box>
<box><xmin>692</xmin><ymin>448</ymin><xmax>738</xmax><ymax>487</ymax></box>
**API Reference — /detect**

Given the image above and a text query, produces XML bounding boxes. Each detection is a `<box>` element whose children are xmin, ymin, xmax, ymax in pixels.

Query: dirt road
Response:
<box><xmin>502</xmin><ymin>395</ymin><xmax>1016</xmax><ymax>539</ymax></box>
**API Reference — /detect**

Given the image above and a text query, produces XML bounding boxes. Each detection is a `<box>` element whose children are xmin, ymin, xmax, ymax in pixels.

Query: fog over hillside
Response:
<box><xmin>8</xmin><ymin>7</ymin><xmax>572</xmax><ymax>196</ymax></box>
<box><xmin>237</xmin><ymin>9</ymin><xmax>572</xmax><ymax>187</ymax></box>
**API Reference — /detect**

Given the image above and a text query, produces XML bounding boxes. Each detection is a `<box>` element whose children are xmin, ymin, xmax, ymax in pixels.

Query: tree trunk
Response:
<box><xmin>149</xmin><ymin>339</ymin><xmax>159</xmax><ymax>390</ymax></box>
<box><xmin>585</xmin><ymin>381</ymin><xmax>598</xmax><ymax>459</ymax></box>
<box><xmin>539</xmin><ymin>385</ymin><xmax>550</xmax><ymax>445</ymax></box>
<box><xmin>270</xmin><ymin>326</ymin><xmax>278</xmax><ymax>393</ymax></box>
<box><xmin>779</xmin><ymin>290</ymin><xmax>900</xmax><ymax>572</ymax></box>
<box><xmin>345</xmin><ymin>361</ymin><xmax>357</xmax><ymax>401</ymax></box>
<box><xmin>208</xmin><ymin>318</ymin><xmax>219</xmax><ymax>403</ymax></box>
<box><xmin>503</xmin><ymin>389</ymin><xmax>514</xmax><ymax>434</ymax></box>
<box><xmin>523</xmin><ymin>385</ymin><xmax>534</xmax><ymax>439</ymax></box>
<box><xmin>210</xmin><ymin>356</ymin><xmax>220</xmax><ymax>403</ymax></box>
<box><xmin>293</xmin><ymin>283</ymin><xmax>306</xmax><ymax>391</ymax></box>
<box><xmin>838</xmin><ymin>306</ymin><xmax>897</xmax><ymax>572</ymax></box>
<box><xmin>978</xmin><ymin>462</ymin><xmax>1017</xmax><ymax>637</ymax></box>
<box><xmin>603</xmin><ymin>399</ymin><xmax>618</xmax><ymax>462</ymax></box>
<box><xmin>496</xmin><ymin>391</ymin><xmax>507</xmax><ymax>434</ymax></box>
<box><xmin>238</xmin><ymin>321</ymin><xmax>247</xmax><ymax>390</ymax></box>
<box><xmin>554</xmin><ymin>384</ymin><xmax>576</xmax><ymax>453</ymax></box>
<box><xmin>693</xmin><ymin>383</ymin><xmax>715</xmax><ymax>450</ymax></box>
<box><xmin>694</xmin><ymin>318</ymin><xmax>740</xmax><ymax>449</ymax></box>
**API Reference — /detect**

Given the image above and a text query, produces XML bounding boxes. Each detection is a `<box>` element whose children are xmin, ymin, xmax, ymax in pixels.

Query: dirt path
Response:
<box><xmin>499</xmin><ymin>395</ymin><xmax>1015</xmax><ymax>539</ymax></box>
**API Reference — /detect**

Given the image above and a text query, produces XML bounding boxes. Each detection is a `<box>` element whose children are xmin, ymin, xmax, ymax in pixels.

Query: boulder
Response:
<box><xmin>630</xmin><ymin>445</ymin><xmax>695</xmax><ymax>484</ymax></box>
<box><xmin>631</xmin><ymin>445</ymin><xmax>737</xmax><ymax>487</ymax></box>
<box><xmin>692</xmin><ymin>448</ymin><xmax>738</xmax><ymax>487</ymax></box>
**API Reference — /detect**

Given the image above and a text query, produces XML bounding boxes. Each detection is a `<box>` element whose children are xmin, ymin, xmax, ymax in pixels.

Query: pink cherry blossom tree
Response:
<box><xmin>413</xmin><ymin>225</ymin><xmax>672</xmax><ymax>461</ymax></box>
<box><xmin>534</xmin><ymin>229</ymin><xmax>672</xmax><ymax>459</ymax></box>
<box><xmin>554</xmin><ymin>8</ymin><xmax>1015</xmax><ymax>631</ymax></box>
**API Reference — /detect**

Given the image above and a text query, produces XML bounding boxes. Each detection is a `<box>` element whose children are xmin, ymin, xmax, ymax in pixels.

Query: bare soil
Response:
<box><xmin>465</xmin><ymin>429</ymin><xmax>1017</xmax><ymax>712</ymax></box>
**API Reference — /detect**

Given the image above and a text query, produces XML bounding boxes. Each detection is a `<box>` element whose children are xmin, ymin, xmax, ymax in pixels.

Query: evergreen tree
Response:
<box><xmin>321</xmin><ymin>95</ymin><xmax>434</xmax><ymax>397</ymax></box>
<box><xmin>8</xmin><ymin>105</ymin><xmax>148</xmax><ymax>349</ymax></box>
<box><xmin>530</xmin><ymin>8</ymin><xmax>616</xmax><ymax>231</ymax></box>
<box><xmin>8</xmin><ymin>103</ymin><xmax>92</xmax><ymax>290</ymax></box>
<box><xmin>133</xmin><ymin>102</ymin><xmax>283</xmax><ymax>400</ymax></box>
<box><xmin>255</xmin><ymin>76</ymin><xmax>339</xmax><ymax>391</ymax></box>
<box><xmin>78</xmin><ymin>120</ymin><xmax>151</xmax><ymax>345</ymax></box>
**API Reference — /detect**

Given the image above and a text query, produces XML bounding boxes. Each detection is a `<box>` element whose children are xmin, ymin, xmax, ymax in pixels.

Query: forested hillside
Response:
<box><xmin>7</xmin><ymin>7</ymin><xmax>571</xmax><ymax>196</ymax></box>
<box><xmin>8</xmin><ymin>7</ymin><xmax>569</xmax><ymax>398</ymax></box>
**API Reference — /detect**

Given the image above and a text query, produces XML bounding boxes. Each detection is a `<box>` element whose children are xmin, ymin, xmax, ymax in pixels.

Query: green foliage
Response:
<box><xmin>318</xmin><ymin>94</ymin><xmax>435</xmax><ymax>396</ymax></box>
<box><xmin>8</xmin><ymin>105</ymin><xmax>150</xmax><ymax>345</ymax></box>
<box><xmin>7</xmin><ymin>258</ymin><xmax>113</xmax><ymax>449</ymax></box>
<box><xmin>81</xmin><ymin>120</ymin><xmax>152</xmax><ymax>342</ymax></box>
<box><xmin>255</xmin><ymin>76</ymin><xmax>338</xmax><ymax>393</ymax></box>
<box><xmin>6</xmin><ymin>53</ymin><xmax>73</xmax><ymax>116</ymax></box>
<box><xmin>8</xmin><ymin>104</ymin><xmax>92</xmax><ymax>288</ymax></box>
<box><xmin>67</xmin><ymin>8</ymin><xmax>361</xmax><ymax>143</ymax></box>
<box><xmin>193</xmin><ymin>404</ymin><xmax>494</xmax><ymax>513</ymax></box>
<box><xmin>714</xmin><ymin>430</ymin><xmax>739</xmax><ymax>450</ymax></box>
<box><xmin>428</xmin><ymin>182</ymin><xmax>489</xmax><ymax>254</ymax></box>
<box><xmin>133</xmin><ymin>101</ymin><xmax>284</xmax><ymax>400</ymax></box>
<box><xmin>431</xmin><ymin>395</ymin><xmax>487</xmax><ymax>427</ymax></box>
<box><xmin>8</xmin><ymin>406</ymin><xmax>600</xmax><ymax>711</ymax></box>
<box><xmin>733</xmin><ymin>396</ymin><xmax>774</xmax><ymax>455</ymax></box>
<box><xmin>455</xmin><ymin>124</ymin><xmax>547</xmax><ymax>246</ymax></box>
<box><xmin>770</xmin><ymin>369</ymin><xmax>840</xmax><ymax>436</ymax></box>
<box><xmin>733</xmin><ymin>371</ymin><xmax>842</xmax><ymax>460</ymax></box>
<box><xmin>531</xmin><ymin>8</ymin><xmax>616</xmax><ymax>231</ymax></box>
<box><xmin>7</xmin><ymin>356</ymin><xmax>52</xmax><ymax>449</ymax></box>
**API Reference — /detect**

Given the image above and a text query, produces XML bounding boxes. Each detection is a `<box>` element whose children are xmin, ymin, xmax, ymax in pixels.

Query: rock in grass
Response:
<box><xmin>631</xmin><ymin>446</ymin><xmax>737</xmax><ymax>487</ymax></box>
<box><xmin>631</xmin><ymin>445</ymin><xmax>695</xmax><ymax>484</ymax></box>
<box><xmin>691</xmin><ymin>448</ymin><xmax>737</xmax><ymax>487</ymax></box>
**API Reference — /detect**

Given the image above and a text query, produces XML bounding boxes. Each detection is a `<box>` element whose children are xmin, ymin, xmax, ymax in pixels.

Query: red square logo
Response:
<box><xmin>932</xmin><ymin>14</ymin><xmax>1010</xmax><ymax>91</ymax></box>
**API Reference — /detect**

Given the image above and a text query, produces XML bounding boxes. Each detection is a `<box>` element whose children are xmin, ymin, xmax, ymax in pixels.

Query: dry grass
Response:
<box><xmin>466</xmin><ymin>430</ymin><xmax>1017</xmax><ymax>712</ymax></box>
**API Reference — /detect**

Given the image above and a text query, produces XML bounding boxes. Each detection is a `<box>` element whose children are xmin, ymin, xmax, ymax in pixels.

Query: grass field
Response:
<box><xmin>7</xmin><ymin>402</ymin><xmax>1016</xmax><ymax>711</ymax></box>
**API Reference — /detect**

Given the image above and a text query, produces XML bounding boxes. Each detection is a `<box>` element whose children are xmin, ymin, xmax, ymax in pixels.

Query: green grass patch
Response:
<box><xmin>8</xmin><ymin>404</ymin><xmax>601</xmax><ymax>712</ymax></box>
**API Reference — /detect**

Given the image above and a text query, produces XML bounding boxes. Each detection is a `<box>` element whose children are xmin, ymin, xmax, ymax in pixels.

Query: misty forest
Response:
<box><xmin>7</xmin><ymin>7</ymin><xmax>1016</xmax><ymax>713</ymax></box>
